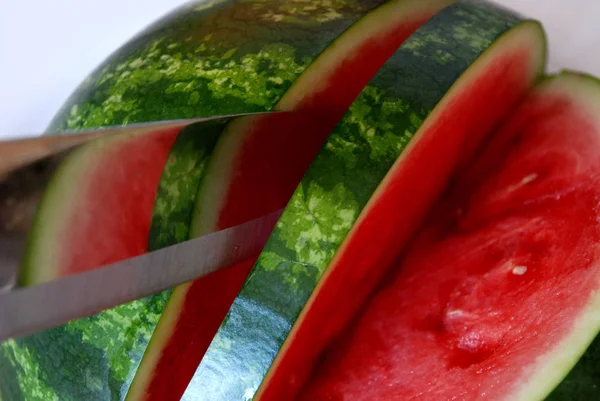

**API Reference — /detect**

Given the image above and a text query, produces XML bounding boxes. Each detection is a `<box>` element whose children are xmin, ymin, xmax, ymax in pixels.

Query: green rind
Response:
<box><xmin>1</xmin><ymin>0</ymin><xmax>391</xmax><ymax>400</ymax></box>
<box><xmin>0</xmin><ymin>291</ymin><xmax>170</xmax><ymax>401</ymax></box>
<box><xmin>546</xmin><ymin>334</ymin><xmax>600</xmax><ymax>400</ymax></box>
<box><xmin>47</xmin><ymin>0</ymin><xmax>389</xmax><ymax>133</ymax></box>
<box><xmin>148</xmin><ymin>120</ymin><xmax>226</xmax><ymax>251</ymax></box>
<box><xmin>188</xmin><ymin>2</ymin><xmax>524</xmax><ymax>399</ymax></box>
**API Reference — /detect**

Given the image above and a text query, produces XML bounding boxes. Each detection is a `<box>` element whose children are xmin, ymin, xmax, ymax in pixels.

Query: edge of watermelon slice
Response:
<box><xmin>190</xmin><ymin>0</ymin><xmax>455</xmax><ymax>235</ymax></box>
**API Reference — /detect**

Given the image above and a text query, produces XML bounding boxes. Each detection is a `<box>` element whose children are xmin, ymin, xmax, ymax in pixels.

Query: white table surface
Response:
<box><xmin>0</xmin><ymin>0</ymin><xmax>598</xmax><ymax>137</ymax></box>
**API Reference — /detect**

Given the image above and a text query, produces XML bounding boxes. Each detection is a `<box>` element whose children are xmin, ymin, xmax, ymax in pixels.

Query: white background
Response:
<box><xmin>0</xmin><ymin>0</ymin><xmax>599</xmax><ymax>137</ymax></box>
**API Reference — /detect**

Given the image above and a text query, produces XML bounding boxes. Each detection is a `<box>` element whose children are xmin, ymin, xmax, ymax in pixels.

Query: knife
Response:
<box><xmin>0</xmin><ymin>112</ymin><xmax>274</xmax><ymax>177</ymax></box>
<box><xmin>0</xmin><ymin>111</ymin><xmax>284</xmax><ymax>342</ymax></box>
<box><xmin>0</xmin><ymin>207</ymin><xmax>282</xmax><ymax>343</ymax></box>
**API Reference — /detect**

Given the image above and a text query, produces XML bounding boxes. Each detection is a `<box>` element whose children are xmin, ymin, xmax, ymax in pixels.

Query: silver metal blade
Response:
<box><xmin>0</xmin><ymin>111</ymin><xmax>281</xmax><ymax>290</ymax></box>
<box><xmin>0</xmin><ymin>208</ymin><xmax>282</xmax><ymax>343</ymax></box>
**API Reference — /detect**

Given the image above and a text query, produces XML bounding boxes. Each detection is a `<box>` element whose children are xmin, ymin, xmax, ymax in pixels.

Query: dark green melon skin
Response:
<box><xmin>0</xmin><ymin>1</ymin><xmax>390</xmax><ymax>400</ymax></box>
<box><xmin>47</xmin><ymin>0</ymin><xmax>389</xmax><ymax>132</ymax></box>
<box><xmin>188</xmin><ymin>2</ymin><xmax>524</xmax><ymax>399</ymax></box>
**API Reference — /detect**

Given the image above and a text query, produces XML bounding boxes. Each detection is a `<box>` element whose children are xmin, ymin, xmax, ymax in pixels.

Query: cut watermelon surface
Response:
<box><xmin>187</xmin><ymin>2</ymin><xmax>546</xmax><ymax>400</ymax></box>
<box><xmin>21</xmin><ymin>125</ymin><xmax>181</xmax><ymax>285</ymax></box>
<box><xmin>299</xmin><ymin>72</ymin><xmax>600</xmax><ymax>400</ymax></box>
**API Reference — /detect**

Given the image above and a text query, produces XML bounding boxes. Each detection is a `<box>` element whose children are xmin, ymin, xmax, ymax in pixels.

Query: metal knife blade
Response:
<box><xmin>0</xmin><ymin>112</ymin><xmax>276</xmax><ymax>177</ymax></box>
<box><xmin>0</xmin><ymin>208</ymin><xmax>282</xmax><ymax>343</ymax></box>
<box><xmin>0</xmin><ymin>111</ymin><xmax>280</xmax><ymax>290</ymax></box>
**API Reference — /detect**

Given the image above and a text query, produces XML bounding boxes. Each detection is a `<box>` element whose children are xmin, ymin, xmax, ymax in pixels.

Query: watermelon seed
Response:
<box><xmin>511</xmin><ymin>265</ymin><xmax>527</xmax><ymax>275</ymax></box>
<box><xmin>505</xmin><ymin>173</ymin><xmax>538</xmax><ymax>193</ymax></box>
<box><xmin>521</xmin><ymin>173</ymin><xmax>538</xmax><ymax>185</ymax></box>
<box><xmin>446</xmin><ymin>310</ymin><xmax>466</xmax><ymax>318</ymax></box>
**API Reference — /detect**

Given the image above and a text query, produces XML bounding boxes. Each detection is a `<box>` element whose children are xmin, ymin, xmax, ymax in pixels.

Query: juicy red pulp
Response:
<box><xmin>63</xmin><ymin>128</ymin><xmax>179</xmax><ymax>275</ymax></box>
<box><xmin>300</xmin><ymin>86</ymin><xmax>600</xmax><ymax>400</ymax></box>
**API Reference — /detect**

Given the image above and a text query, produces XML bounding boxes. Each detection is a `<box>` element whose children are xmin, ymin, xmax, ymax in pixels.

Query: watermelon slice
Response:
<box><xmin>127</xmin><ymin>1</ymin><xmax>453</xmax><ymax>399</ymax></box>
<box><xmin>19</xmin><ymin>121</ymin><xmax>220</xmax><ymax>285</ymax></box>
<box><xmin>188</xmin><ymin>2</ymin><xmax>546</xmax><ymax>399</ymax></box>
<box><xmin>299</xmin><ymin>71</ymin><xmax>600</xmax><ymax>400</ymax></box>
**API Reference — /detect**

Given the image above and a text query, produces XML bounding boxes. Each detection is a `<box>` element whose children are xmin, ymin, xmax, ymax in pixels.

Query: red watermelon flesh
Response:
<box><xmin>22</xmin><ymin>126</ymin><xmax>180</xmax><ymax>285</ymax></box>
<box><xmin>299</xmin><ymin>73</ymin><xmax>600</xmax><ymax>400</ymax></box>
<box><xmin>133</xmin><ymin>2</ymin><xmax>452</xmax><ymax>399</ymax></box>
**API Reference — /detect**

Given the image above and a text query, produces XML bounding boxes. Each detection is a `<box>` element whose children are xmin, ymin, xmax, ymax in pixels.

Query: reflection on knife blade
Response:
<box><xmin>0</xmin><ymin>207</ymin><xmax>282</xmax><ymax>342</ymax></box>
<box><xmin>0</xmin><ymin>155</ymin><xmax>61</xmax><ymax>291</ymax></box>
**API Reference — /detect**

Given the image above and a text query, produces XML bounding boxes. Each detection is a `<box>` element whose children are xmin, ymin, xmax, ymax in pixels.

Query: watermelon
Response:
<box><xmin>299</xmin><ymin>71</ymin><xmax>600</xmax><ymax>400</ymax></box>
<box><xmin>0</xmin><ymin>0</ymin><xmax>452</xmax><ymax>399</ymax></box>
<box><xmin>187</xmin><ymin>2</ymin><xmax>546</xmax><ymax>399</ymax></box>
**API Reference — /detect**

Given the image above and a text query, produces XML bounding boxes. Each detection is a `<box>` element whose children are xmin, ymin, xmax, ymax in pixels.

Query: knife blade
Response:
<box><xmin>0</xmin><ymin>207</ymin><xmax>282</xmax><ymax>343</ymax></box>
<box><xmin>0</xmin><ymin>112</ymin><xmax>276</xmax><ymax>177</ymax></box>
<box><xmin>0</xmin><ymin>111</ymin><xmax>281</xmax><ymax>291</ymax></box>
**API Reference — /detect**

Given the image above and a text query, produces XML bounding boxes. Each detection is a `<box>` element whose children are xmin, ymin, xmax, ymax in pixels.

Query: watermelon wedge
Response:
<box><xmin>127</xmin><ymin>1</ymin><xmax>453</xmax><ymax>399</ymax></box>
<box><xmin>188</xmin><ymin>2</ymin><xmax>546</xmax><ymax>399</ymax></box>
<box><xmin>300</xmin><ymin>71</ymin><xmax>600</xmax><ymax>401</ymax></box>
<box><xmin>19</xmin><ymin>121</ymin><xmax>220</xmax><ymax>285</ymax></box>
<box><xmin>0</xmin><ymin>0</ymin><xmax>453</xmax><ymax>399</ymax></box>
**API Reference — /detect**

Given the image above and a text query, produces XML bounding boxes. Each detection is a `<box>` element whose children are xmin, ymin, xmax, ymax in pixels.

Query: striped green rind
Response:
<box><xmin>0</xmin><ymin>291</ymin><xmax>170</xmax><ymax>401</ymax></box>
<box><xmin>148</xmin><ymin>120</ymin><xmax>226</xmax><ymax>251</ymax></box>
<box><xmin>47</xmin><ymin>0</ymin><xmax>389</xmax><ymax>132</ymax></box>
<box><xmin>1</xmin><ymin>0</ymin><xmax>391</xmax><ymax>400</ymax></box>
<box><xmin>187</xmin><ymin>2</ymin><xmax>523</xmax><ymax>399</ymax></box>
